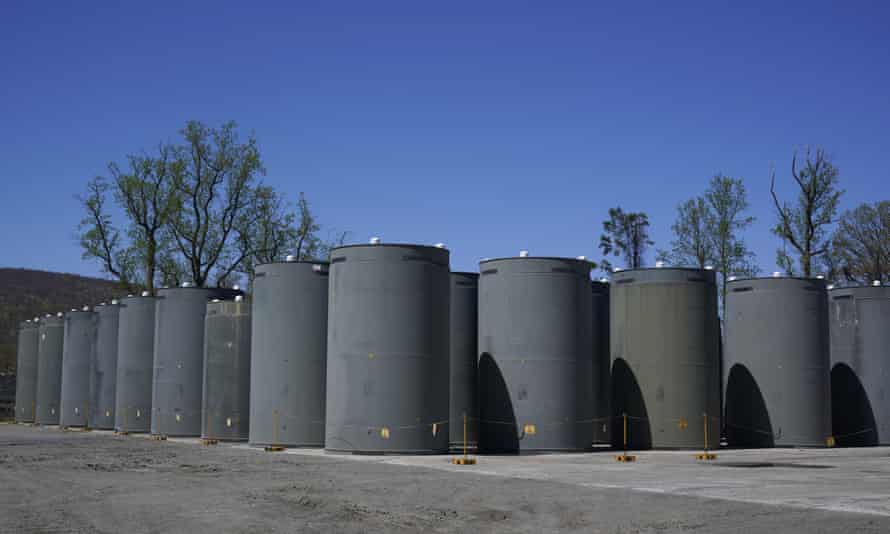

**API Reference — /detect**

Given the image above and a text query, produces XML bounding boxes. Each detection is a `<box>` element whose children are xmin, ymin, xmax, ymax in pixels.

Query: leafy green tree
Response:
<box><xmin>292</xmin><ymin>192</ymin><xmax>350</xmax><ymax>262</ymax></box>
<box><xmin>79</xmin><ymin>120</ymin><xmax>342</xmax><ymax>291</ymax></box>
<box><xmin>77</xmin><ymin>144</ymin><xmax>180</xmax><ymax>294</ymax></box>
<box><xmin>78</xmin><ymin>176</ymin><xmax>135</xmax><ymax>290</ymax></box>
<box><xmin>770</xmin><ymin>147</ymin><xmax>843</xmax><ymax>277</ymax></box>
<box><xmin>234</xmin><ymin>186</ymin><xmax>297</xmax><ymax>282</ymax></box>
<box><xmin>599</xmin><ymin>207</ymin><xmax>653</xmax><ymax>272</ymax></box>
<box><xmin>661</xmin><ymin>175</ymin><xmax>757</xmax><ymax>317</ymax></box>
<box><xmin>659</xmin><ymin>197</ymin><xmax>713</xmax><ymax>269</ymax></box>
<box><xmin>166</xmin><ymin>121</ymin><xmax>265</xmax><ymax>287</ymax></box>
<box><xmin>705</xmin><ymin>175</ymin><xmax>758</xmax><ymax>316</ymax></box>
<box><xmin>825</xmin><ymin>201</ymin><xmax>890</xmax><ymax>283</ymax></box>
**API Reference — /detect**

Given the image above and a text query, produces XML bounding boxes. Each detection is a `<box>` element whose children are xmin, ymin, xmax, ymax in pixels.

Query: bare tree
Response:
<box><xmin>770</xmin><ymin>147</ymin><xmax>842</xmax><ymax>277</ymax></box>
<box><xmin>599</xmin><ymin>207</ymin><xmax>653</xmax><ymax>272</ymax></box>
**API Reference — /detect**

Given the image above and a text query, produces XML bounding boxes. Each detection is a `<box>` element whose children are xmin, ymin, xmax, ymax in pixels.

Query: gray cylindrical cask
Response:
<box><xmin>478</xmin><ymin>256</ymin><xmax>595</xmax><ymax>453</ymax></box>
<box><xmin>249</xmin><ymin>261</ymin><xmax>329</xmax><ymax>448</ymax></box>
<box><xmin>202</xmin><ymin>298</ymin><xmax>251</xmax><ymax>441</ymax></box>
<box><xmin>725</xmin><ymin>277</ymin><xmax>830</xmax><ymax>447</ymax></box>
<box><xmin>325</xmin><ymin>244</ymin><xmax>450</xmax><ymax>453</ymax></box>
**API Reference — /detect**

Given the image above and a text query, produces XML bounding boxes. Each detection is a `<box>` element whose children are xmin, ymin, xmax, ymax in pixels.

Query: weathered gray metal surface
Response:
<box><xmin>202</xmin><ymin>298</ymin><xmax>252</xmax><ymax>441</ymax></box>
<box><xmin>449</xmin><ymin>272</ymin><xmax>478</xmax><ymax>452</ymax></box>
<box><xmin>35</xmin><ymin>315</ymin><xmax>64</xmax><ymax>425</ymax></box>
<box><xmin>325</xmin><ymin>244</ymin><xmax>450</xmax><ymax>453</ymax></box>
<box><xmin>724</xmin><ymin>277</ymin><xmax>830</xmax><ymax>447</ymax></box>
<box><xmin>249</xmin><ymin>261</ymin><xmax>329</xmax><ymax>447</ymax></box>
<box><xmin>829</xmin><ymin>285</ymin><xmax>890</xmax><ymax>446</ymax></box>
<box><xmin>14</xmin><ymin>321</ymin><xmax>39</xmax><ymax>423</ymax></box>
<box><xmin>591</xmin><ymin>281</ymin><xmax>610</xmax><ymax>446</ymax></box>
<box><xmin>610</xmin><ymin>268</ymin><xmax>720</xmax><ymax>449</ymax></box>
<box><xmin>152</xmin><ymin>287</ymin><xmax>240</xmax><ymax>437</ymax></box>
<box><xmin>90</xmin><ymin>303</ymin><xmax>120</xmax><ymax>429</ymax></box>
<box><xmin>60</xmin><ymin>310</ymin><xmax>97</xmax><ymax>427</ymax></box>
<box><xmin>115</xmin><ymin>295</ymin><xmax>156</xmax><ymax>433</ymax></box>
<box><xmin>478</xmin><ymin>257</ymin><xmax>595</xmax><ymax>453</ymax></box>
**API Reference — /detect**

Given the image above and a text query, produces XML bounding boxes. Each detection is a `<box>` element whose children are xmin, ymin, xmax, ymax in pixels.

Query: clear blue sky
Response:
<box><xmin>1</xmin><ymin>1</ymin><xmax>888</xmax><ymax>277</ymax></box>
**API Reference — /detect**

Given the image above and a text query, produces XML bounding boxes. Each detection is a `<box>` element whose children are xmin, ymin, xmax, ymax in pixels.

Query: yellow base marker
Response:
<box><xmin>265</xmin><ymin>410</ymin><xmax>286</xmax><ymax>452</ymax></box>
<box><xmin>151</xmin><ymin>434</ymin><xmax>167</xmax><ymax>441</ymax></box>
<box><xmin>614</xmin><ymin>413</ymin><xmax>637</xmax><ymax>463</ymax></box>
<box><xmin>452</xmin><ymin>414</ymin><xmax>477</xmax><ymax>466</ymax></box>
<box><xmin>114</xmin><ymin>431</ymin><xmax>129</xmax><ymax>436</ymax></box>
<box><xmin>695</xmin><ymin>413</ymin><xmax>717</xmax><ymax>461</ymax></box>
<box><xmin>201</xmin><ymin>438</ymin><xmax>219</xmax><ymax>446</ymax></box>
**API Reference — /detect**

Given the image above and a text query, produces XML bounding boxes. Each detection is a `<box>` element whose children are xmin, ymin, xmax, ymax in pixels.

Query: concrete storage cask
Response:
<box><xmin>449</xmin><ymin>272</ymin><xmax>478</xmax><ymax>452</ymax></box>
<box><xmin>90</xmin><ymin>302</ymin><xmax>120</xmax><ymax>429</ymax></box>
<box><xmin>115</xmin><ymin>294</ymin><xmax>156</xmax><ymax>433</ymax></box>
<box><xmin>325</xmin><ymin>243</ymin><xmax>450</xmax><ymax>453</ymax></box>
<box><xmin>202</xmin><ymin>297</ymin><xmax>251</xmax><ymax>441</ymax></box>
<box><xmin>478</xmin><ymin>255</ymin><xmax>596</xmax><ymax>453</ymax></box>
<box><xmin>249</xmin><ymin>260</ymin><xmax>329</xmax><ymax>448</ymax></box>
<box><xmin>609</xmin><ymin>267</ymin><xmax>720</xmax><ymax>449</ymax></box>
<box><xmin>724</xmin><ymin>276</ymin><xmax>830</xmax><ymax>447</ymax></box>
<box><xmin>828</xmin><ymin>284</ymin><xmax>890</xmax><ymax>446</ymax></box>
<box><xmin>152</xmin><ymin>285</ymin><xmax>241</xmax><ymax>437</ymax></box>
<box><xmin>591</xmin><ymin>280</ymin><xmax>610</xmax><ymax>446</ymax></box>
<box><xmin>60</xmin><ymin>308</ymin><xmax>97</xmax><ymax>428</ymax></box>
<box><xmin>14</xmin><ymin>320</ymin><xmax>39</xmax><ymax>423</ymax></box>
<box><xmin>36</xmin><ymin>314</ymin><xmax>64</xmax><ymax>425</ymax></box>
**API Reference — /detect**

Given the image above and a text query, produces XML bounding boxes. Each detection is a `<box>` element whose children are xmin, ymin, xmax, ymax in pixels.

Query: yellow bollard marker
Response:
<box><xmin>696</xmin><ymin>413</ymin><xmax>717</xmax><ymax>461</ymax></box>
<box><xmin>265</xmin><ymin>410</ymin><xmax>285</xmax><ymax>452</ymax></box>
<box><xmin>115</xmin><ymin>408</ymin><xmax>129</xmax><ymax>436</ymax></box>
<box><xmin>615</xmin><ymin>413</ymin><xmax>637</xmax><ymax>462</ymax></box>
<box><xmin>201</xmin><ymin>410</ymin><xmax>218</xmax><ymax>446</ymax></box>
<box><xmin>152</xmin><ymin>408</ymin><xmax>167</xmax><ymax>441</ymax></box>
<box><xmin>453</xmin><ymin>413</ymin><xmax>476</xmax><ymax>465</ymax></box>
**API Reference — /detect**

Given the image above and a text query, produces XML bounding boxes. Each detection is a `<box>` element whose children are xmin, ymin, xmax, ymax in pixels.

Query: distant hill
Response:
<box><xmin>0</xmin><ymin>268</ymin><xmax>125</xmax><ymax>373</ymax></box>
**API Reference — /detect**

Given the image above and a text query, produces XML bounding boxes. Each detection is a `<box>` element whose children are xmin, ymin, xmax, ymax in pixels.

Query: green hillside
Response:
<box><xmin>0</xmin><ymin>268</ymin><xmax>125</xmax><ymax>372</ymax></box>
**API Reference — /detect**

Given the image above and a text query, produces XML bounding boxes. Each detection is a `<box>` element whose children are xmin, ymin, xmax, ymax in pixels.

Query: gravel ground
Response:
<box><xmin>1</xmin><ymin>424</ymin><xmax>888</xmax><ymax>533</ymax></box>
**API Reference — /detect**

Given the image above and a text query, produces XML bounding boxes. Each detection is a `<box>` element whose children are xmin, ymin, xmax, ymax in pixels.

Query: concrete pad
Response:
<box><xmin>264</xmin><ymin>446</ymin><xmax>890</xmax><ymax>517</ymax></box>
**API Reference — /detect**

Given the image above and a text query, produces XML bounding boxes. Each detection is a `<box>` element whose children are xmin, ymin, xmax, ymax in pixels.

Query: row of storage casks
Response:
<box><xmin>12</xmin><ymin>243</ymin><xmax>890</xmax><ymax>452</ymax></box>
<box><xmin>12</xmin><ymin>287</ymin><xmax>244</xmax><ymax>435</ymax></box>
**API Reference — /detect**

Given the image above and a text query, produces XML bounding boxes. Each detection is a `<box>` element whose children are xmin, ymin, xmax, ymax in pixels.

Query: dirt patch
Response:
<box><xmin>0</xmin><ymin>425</ymin><xmax>887</xmax><ymax>534</ymax></box>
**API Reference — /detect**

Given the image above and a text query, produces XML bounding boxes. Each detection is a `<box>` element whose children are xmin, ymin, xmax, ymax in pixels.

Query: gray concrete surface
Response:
<box><xmin>1</xmin><ymin>424</ymin><xmax>889</xmax><ymax>533</ymax></box>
